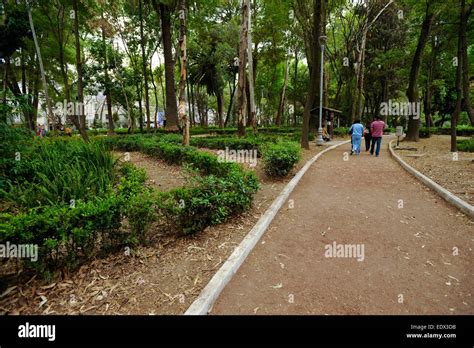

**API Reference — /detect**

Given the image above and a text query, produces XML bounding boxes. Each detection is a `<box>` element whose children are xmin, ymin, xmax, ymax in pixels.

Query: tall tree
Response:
<box><xmin>178</xmin><ymin>0</ymin><xmax>189</xmax><ymax>145</ymax></box>
<box><xmin>72</xmin><ymin>0</ymin><xmax>89</xmax><ymax>141</ymax></box>
<box><xmin>236</xmin><ymin>0</ymin><xmax>249</xmax><ymax>137</ymax></box>
<box><xmin>451</xmin><ymin>0</ymin><xmax>473</xmax><ymax>151</ymax></box>
<box><xmin>27</xmin><ymin>2</ymin><xmax>55</xmax><ymax>131</ymax></box>
<box><xmin>247</xmin><ymin>0</ymin><xmax>256</xmax><ymax>133</ymax></box>
<box><xmin>139</xmin><ymin>0</ymin><xmax>151</xmax><ymax>130</ymax></box>
<box><xmin>405</xmin><ymin>1</ymin><xmax>434</xmax><ymax>141</ymax></box>
<box><xmin>152</xmin><ymin>1</ymin><xmax>179</xmax><ymax>131</ymax></box>
<box><xmin>300</xmin><ymin>0</ymin><xmax>324</xmax><ymax>149</ymax></box>
<box><xmin>100</xmin><ymin>6</ymin><xmax>115</xmax><ymax>135</ymax></box>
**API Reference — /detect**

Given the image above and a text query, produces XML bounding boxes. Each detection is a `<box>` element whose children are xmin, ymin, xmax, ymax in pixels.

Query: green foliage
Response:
<box><xmin>262</xmin><ymin>141</ymin><xmax>301</xmax><ymax>177</ymax></box>
<box><xmin>2</xmin><ymin>139</ymin><xmax>116</xmax><ymax>209</ymax></box>
<box><xmin>157</xmin><ymin>167</ymin><xmax>259</xmax><ymax>235</ymax></box>
<box><xmin>457</xmin><ymin>137</ymin><xmax>474</xmax><ymax>153</ymax></box>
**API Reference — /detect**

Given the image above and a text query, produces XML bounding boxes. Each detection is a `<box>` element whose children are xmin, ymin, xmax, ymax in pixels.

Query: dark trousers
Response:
<box><xmin>370</xmin><ymin>137</ymin><xmax>382</xmax><ymax>156</ymax></box>
<box><xmin>364</xmin><ymin>136</ymin><xmax>372</xmax><ymax>151</ymax></box>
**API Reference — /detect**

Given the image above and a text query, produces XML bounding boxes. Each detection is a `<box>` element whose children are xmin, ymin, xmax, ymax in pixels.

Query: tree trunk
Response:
<box><xmin>27</xmin><ymin>5</ymin><xmax>55</xmax><ymax>131</ymax></box>
<box><xmin>406</xmin><ymin>3</ymin><xmax>434</xmax><ymax>141</ymax></box>
<box><xmin>424</xmin><ymin>35</ymin><xmax>438</xmax><ymax>136</ymax></box>
<box><xmin>236</xmin><ymin>0</ymin><xmax>249</xmax><ymax>137</ymax></box>
<box><xmin>461</xmin><ymin>2</ymin><xmax>474</xmax><ymax>125</ymax></box>
<box><xmin>72</xmin><ymin>0</ymin><xmax>89</xmax><ymax>141</ymax></box>
<box><xmin>178</xmin><ymin>0</ymin><xmax>189</xmax><ymax>145</ymax></box>
<box><xmin>301</xmin><ymin>0</ymin><xmax>324</xmax><ymax>149</ymax></box>
<box><xmin>139</xmin><ymin>0</ymin><xmax>151</xmax><ymax>131</ymax></box>
<box><xmin>293</xmin><ymin>47</ymin><xmax>299</xmax><ymax>126</ymax></box>
<box><xmin>276</xmin><ymin>55</ymin><xmax>290</xmax><ymax>127</ymax></box>
<box><xmin>136</xmin><ymin>82</ymin><xmax>143</xmax><ymax>132</ymax></box>
<box><xmin>154</xmin><ymin>2</ymin><xmax>179</xmax><ymax>131</ymax></box>
<box><xmin>217</xmin><ymin>90</ymin><xmax>224</xmax><ymax>128</ymax></box>
<box><xmin>247</xmin><ymin>1</ymin><xmax>257</xmax><ymax>134</ymax></box>
<box><xmin>451</xmin><ymin>0</ymin><xmax>468</xmax><ymax>151</ymax></box>
<box><xmin>101</xmin><ymin>11</ymin><xmax>115</xmax><ymax>135</ymax></box>
<box><xmin>150</xmin><ymin>58</ymin><xmax>159</xmax><ymax>129</ymax></box>
<box><xmin>225</xmin><ymin>74</ymin><xmax>237</xmax><ymax>127</ymax></box>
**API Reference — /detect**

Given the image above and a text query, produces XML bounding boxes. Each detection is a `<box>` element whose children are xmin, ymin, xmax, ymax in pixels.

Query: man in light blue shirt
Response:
<box><xmin>349</xmin><ymin>119</ymin><xmax>364</xmax><ymax>155</ymax></box>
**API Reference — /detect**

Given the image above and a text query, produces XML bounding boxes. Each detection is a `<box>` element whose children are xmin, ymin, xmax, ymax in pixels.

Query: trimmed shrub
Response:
<box><xmin>157</xmin><ymin>167</ymin><xmax>259</xmax><ymax>235</ymax></box>
<box><xmin>457</xmin><ymin>137</ymin><xmax>474</xmax><ymax>152</ymax></box>
<box><xmin>262</xmin><ymin>141</ymin><xmax>301</xmax><ymax>177</ymax></box>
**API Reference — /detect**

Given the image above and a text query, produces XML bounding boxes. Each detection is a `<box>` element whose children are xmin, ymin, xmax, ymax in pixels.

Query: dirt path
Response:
<box><xmin>211</xmin><ymin>138</ymin><xmax>474</xmax><ymax>315</ymax></box>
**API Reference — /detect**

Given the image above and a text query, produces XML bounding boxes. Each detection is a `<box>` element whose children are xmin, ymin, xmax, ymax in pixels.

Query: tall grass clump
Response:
<box><xmin>2</xmin><ymin>139</ymin><xmax>117</xmax><ymax>209</ymax></box>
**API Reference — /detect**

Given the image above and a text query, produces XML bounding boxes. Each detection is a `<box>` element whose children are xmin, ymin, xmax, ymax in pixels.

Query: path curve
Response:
<box><xmin>211</xmin><ymin>139</ymin><xmax>473</xmax><ymax>315</ymax></box>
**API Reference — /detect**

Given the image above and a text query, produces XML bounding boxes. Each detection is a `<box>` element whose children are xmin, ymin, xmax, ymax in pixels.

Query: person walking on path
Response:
<box><xmin>363</xmin><ymin>121</ymin><xmax>372</xmax><ymax>152</ymax></box>
<box><xmin>370</xmin><ymin>116</ymin><xmax>386</xmax><ymax>157</ymax></box>
<box><xmin>349</xmin><ymin>119</ymin><xmax>364</xmax><ymax>155</ymax></box>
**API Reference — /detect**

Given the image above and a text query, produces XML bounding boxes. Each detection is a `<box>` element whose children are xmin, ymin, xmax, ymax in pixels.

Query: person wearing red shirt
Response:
<box><xmin>370</xmin><ymin>116</ymin><xmax>386</xmax><ymax>157</ymax></box>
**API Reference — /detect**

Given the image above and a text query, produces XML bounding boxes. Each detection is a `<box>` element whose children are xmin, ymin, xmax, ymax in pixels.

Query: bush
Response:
<box><xmin>0</xmin><ymin>192</ymin><xmax>123</xmax><ymax>272</ymax></box>
<box><xmin>262</xmin><ymin>141</ymin><xmax>301</xmax><ymax>177</ymax></box>
<box><xmin>1</xmin><ymin>139</ymin><xmax>116</xmax><ymax>209</ymax></box>
<box><xmin>157</xmin><ymin>167</ymin><xmax>259</xmax><ymax>235</ymax></box>
<box><xmin>457</xmin><ymin>137</ymin><xmax>474</xmax><ymax>152</ymax></box>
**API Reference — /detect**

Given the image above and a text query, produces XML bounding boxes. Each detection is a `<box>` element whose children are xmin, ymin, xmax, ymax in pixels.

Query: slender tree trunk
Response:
<box><xmin>150</xmin><ymin>58</ymin><xmax>159</xmax><ymax>129</ymax></box>
<box><xmin>139</xmin><ymin>0</ymin><xmax>151</xmax><ymax>130</ymax></box>
<box><xmin>186</xmin><ymin>75</ymin><xmax>193</xmax><ymax>127</ymax></box>
<box><xmin>406</xmin><ymin>3</ymin><xmax>434</xmax><ymax>141</ymax></box>
<box><xmin>216</xmin><ymin>91</ymin><xmax>224</xmax><ymax>128</ymax></box>
<box><xmin>225</xmin><ymin>74</ymin><xmax>237</xmax><ymax>127</ymax></box>
<box><xmin>101</xmin><ymin>11</ymin><xmax>115</xmax><ymax>135</ymax></box>
<box><xmin>293</xmin><ymin>47</ymin><xmax>299</xmax><ymax>126</ymax></box>
<box><xmin>27</xmin><ymin>5</ymin><xmax>55</xmax><ymax>131</ymax></box>
<box><xmin>424</xmin><ymin>35</ymin><xmax>438</xmax><ymax>136</ymax></box>
<box><xmin>72</xmin><ymin>0</ymin><xmax>89</xmax><ymax>141</ymax></box>
<box><xmin>247</xmin><ymin>0</ymin><xmax>257</xmax><ymax>133</ymax></box>
<box><xmin>277</xmin><ymin>55</ymin><xmax>290</xmax><ymax>127</ymax></box>
<box><xmin>178</xmin><ymin>0</ymin><xmax>189</xmax><ymax>145</ymax></box>
<box><xmin>301</xmin><ymin>0</ymin><xmax>324</xmax><ymax>149</ymax></box>
<box><xmin>236</xmin><ymin>0</ymin><xmax>249</xmax><ymax>137</ymax></box>
<box><xmin>136</xmin><ymin>82</ymin><xmax>143</xmax><ymax>132</ymax></box>
<box><xmin>461</xmin><ymin>2</ymin><xmax>473</xmax><ymax>125</ymax></box>
<box><xmin>451</xmin><ymin>0</ymin><xmax>469</xmax><ymax>151</ymax></box>
<box><xmin>153</xmin><ymin>1</ymin><xmax>179</xmax><ymax>131</ymax></box>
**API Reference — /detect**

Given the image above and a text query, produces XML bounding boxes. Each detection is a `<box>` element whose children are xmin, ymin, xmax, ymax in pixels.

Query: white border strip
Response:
<box><xmin>389</xmin><ymin>139</ymin><xmax>474</xmax><ymax>219</ymax></box>
<box><xmin>185</xmin><ymin>140</ymin><xmax>350</xmax><ymax>315</ymax></box>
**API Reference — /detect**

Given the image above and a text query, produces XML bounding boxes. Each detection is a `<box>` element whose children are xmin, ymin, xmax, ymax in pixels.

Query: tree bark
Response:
<box><xmin>301</xmin><ymin>0</ymin><xmax>324</xmax><ymax>149</ymax></box>
<box><xmin>461</xmin><ymin>2</ymin><xmax>473</xmax><ymax>125</ymax></box>
<box><xmin>236</xmin><ymin>0</ymin><xmax>249</xmax><ymax>137</ymax></box>
<box><xmin>247</xmin><ymin>1</ymin><xmax>257</xmax><ymax>134</ymax></box>
<box><xmin>27</xmin><ymin>5</ymin><xmax>55</xmax><ymax>131</ymax></box>
<box><xmin>406</xmin><ymin>2</ymin><xmax>434</xmax><ymax>141</ymax></box>
<box><xmin>154</xmin><ymin>1</ymin><xmax>179</xmax><ymax>131</ymax></box>
<box><xmin>72</xmin><ymin>0</ymin><xmax>89</xmax><ymax>141</ymax></box>
<box><xmin>276</xmin><ymin>55</ymin><xmax>290</xmax><ymax>127</ymax></box>
<box><xmin>178</xmin><ymin>0</ymin><xmax>189</xmax><ymax>145</ymax></box>
<box><xmin>451</xmin><ymin>0</ymin><xmax>469</xmax><ymax>151</ymax></box>
<box><xmin>139</xmin><ymin>0</ymin><xmax>151</xmax><ymax>130</ymax></box>
<box><xmin>101</xmin><ymin>11</ymin><xmax>115</xmax><ymax>135</ymax></box>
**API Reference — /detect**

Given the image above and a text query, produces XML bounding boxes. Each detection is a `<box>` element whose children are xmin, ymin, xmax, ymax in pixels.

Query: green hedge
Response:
<box><xmin>457</xmin><ymin>137</ymin><xmax>474</xmax><ymax>152</ymax></box>
<box><xmin>0</xmin><ymin>163</ymin><xmax>146</xmax><ymax>273</ymax></box>
<box><xmin>1</xmin><ymin>129</ymin><xmax>260</xmax><ymax>275</ymax></box>
<box><xmin>262</xmin><ymin>141</ymin><xmax>302</xmax><ymax>177</ymax></box>
<box><xmin>102</xmin><ymin>135</ymin><xmax>260</xmax><ymax>232</ymax></box>
<box><xmin>420</xmin><ymin>126</ymin><xmax>474</xmax><ymax>138</ymax></box>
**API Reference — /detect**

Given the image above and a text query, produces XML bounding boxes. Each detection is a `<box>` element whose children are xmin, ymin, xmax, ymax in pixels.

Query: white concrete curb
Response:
<box><xmin>389</xmin><ymin>139</ymin><xmax>474</xmax><ymax>219</ymax></box>
<box><xmin>184</xmin><ymin>140</ymin><xmax>351</xmax><ymax>315</ymax></box>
